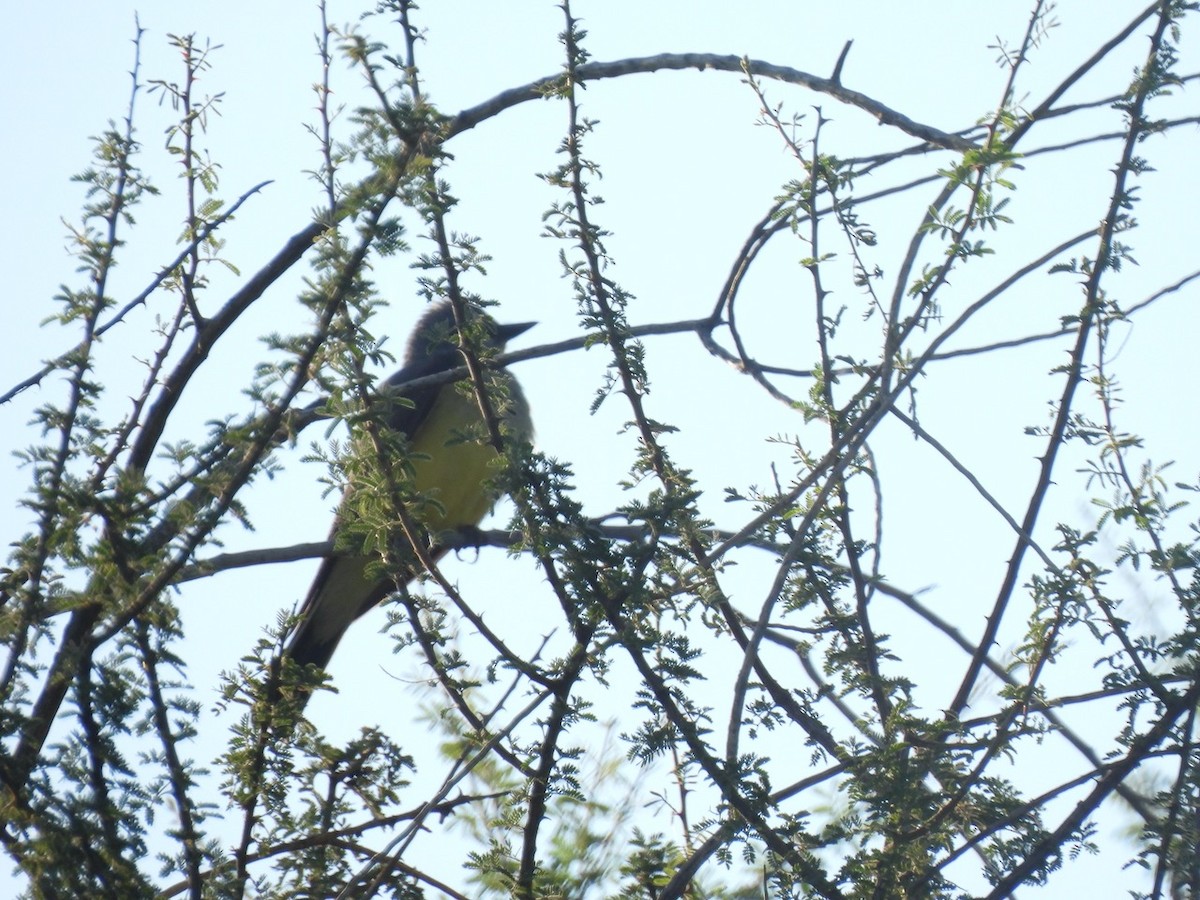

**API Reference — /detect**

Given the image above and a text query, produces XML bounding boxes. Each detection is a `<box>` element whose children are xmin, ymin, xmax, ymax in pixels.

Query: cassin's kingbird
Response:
<box><xmin>284</xmin><ymin>300</ymin><xmax>534</xmax><ymax>672</ymax></box>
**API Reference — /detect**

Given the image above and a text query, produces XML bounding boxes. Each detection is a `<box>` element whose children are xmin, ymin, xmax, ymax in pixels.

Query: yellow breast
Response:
<box><xmin>407</xmin><ymin>386</ymin><xmax>505</xmax><ymax>532</ymax></box>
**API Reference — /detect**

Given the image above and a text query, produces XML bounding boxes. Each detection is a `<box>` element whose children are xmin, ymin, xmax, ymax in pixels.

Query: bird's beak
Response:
<box><xmin>497</xmin><ymin>320</ymin><xmax>536</xmax><ymax>343</ymax></box>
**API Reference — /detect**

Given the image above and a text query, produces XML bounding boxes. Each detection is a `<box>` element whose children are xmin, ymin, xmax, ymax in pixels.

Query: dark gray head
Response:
<box><xmin>405</xmin><ymin>300</ymin><xmax>535</xmax><ymax>367</ymax></box>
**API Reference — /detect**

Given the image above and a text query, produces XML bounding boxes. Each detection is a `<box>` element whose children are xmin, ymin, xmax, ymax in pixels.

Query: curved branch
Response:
<box><xmin>448</xmin><ymin>53</ymin><xmax>976</xmax><ymax>151</ymax></box>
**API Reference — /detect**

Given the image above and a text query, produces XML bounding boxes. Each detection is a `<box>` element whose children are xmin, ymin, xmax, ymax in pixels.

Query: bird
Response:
<box><xmin>283</xmin><ymin>299</ymin><xmax>534</xmax><ymax>674</ymax></box>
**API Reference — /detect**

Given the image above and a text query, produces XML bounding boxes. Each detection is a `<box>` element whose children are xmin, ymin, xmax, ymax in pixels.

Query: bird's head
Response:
<box><xmin>406</xmin><ymin>300</ymin><xmax>535</xmax><ymax>366</ymax></box>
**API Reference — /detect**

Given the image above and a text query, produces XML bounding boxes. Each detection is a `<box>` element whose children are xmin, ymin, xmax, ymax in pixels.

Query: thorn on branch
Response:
<box><xmin>832</xmin><ymin>40</ymin><xmax>853</xmax><ymax>85</ymax></box>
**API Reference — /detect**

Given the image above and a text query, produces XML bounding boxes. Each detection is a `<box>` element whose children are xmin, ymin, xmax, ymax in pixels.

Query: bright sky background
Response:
<box><xmin>2</xmin><ymin>2</ymin><xmax>1198</xmax><ymax>896</ymax></box>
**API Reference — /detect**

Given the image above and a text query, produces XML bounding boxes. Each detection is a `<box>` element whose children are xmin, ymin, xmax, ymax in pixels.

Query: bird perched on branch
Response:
<box><xmin>284</xmin><ymin>299</ymin><xmax>534</xmax><ymax>674</ymax></box>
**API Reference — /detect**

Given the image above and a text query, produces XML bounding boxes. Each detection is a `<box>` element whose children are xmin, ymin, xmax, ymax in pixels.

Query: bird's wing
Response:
<box><xmin>284</xmin><ymin>360</ymin><xmax>446</xmax><ymax>670</ymax></box>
